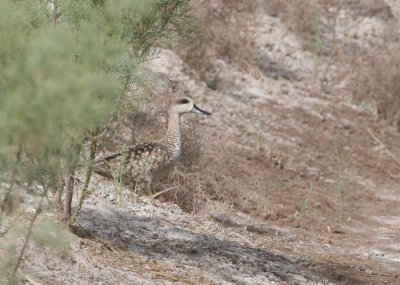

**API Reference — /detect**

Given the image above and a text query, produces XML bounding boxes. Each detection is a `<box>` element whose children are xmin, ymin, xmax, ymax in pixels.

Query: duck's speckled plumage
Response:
<box><xmin>94</xmin><ymin>97</ymin><xmax>210</xmax><ymax>190</ymax></box>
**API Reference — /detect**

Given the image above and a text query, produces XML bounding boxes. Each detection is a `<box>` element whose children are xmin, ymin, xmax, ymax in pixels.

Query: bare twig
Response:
<box><xmin>389</xmin><ymin>172</ymin><xmax>400</xmax><ymax>178</ymax></box>
<box><xmin>62</xmin><ymin>144</ymin><xmax>82</xmax><ymax>224</ymax></box>
<box><xmin>62</xmin><ymin>173</ymin><xmax>75</xmax><ymax>223</ymax></box>
<box><xmin>334</xmin><ymin>139</ymin><xmax>352</xmax><ymax>220</ymax></box>
<box><xmin>70</xmin><ymin>141</ymin><xmax>97</xmax><ymax>225</ymax></box>
<box><xmin>233</xmin><ymin>232</ymin><xmax>256</xmax><ymax>247</ymax></box>
<box><xmin>11</xmin><ymin>197</ymin><xmax>44</xmax><ymax>279</ymax></box>
<box><xmin>300</xmin><ymin>175</ymin><xmax>318</xmax><ymax>215</ymax></box>
<box><xmin>152</xmin><ymin>186</ymin><xmax>177</xmax><ymax>199</ymax></box>
<box><xmin>367</xmin><ymin>128</ymin><xmax>400</xmax><ymax>166</ymax></box>
<box><xmin>54</xmin><ymin>176</ymin><xmax>64</xmax><ymax>216</ymax></box>
<box><xmin>49</xmin><ymin>170</ymin><xmax>64</xmax><ymax>219</ymax></box>
<box><xmin>51</xmin><ymin>4</ymin><xmax>58</xmax><ymax>26</ymax></box>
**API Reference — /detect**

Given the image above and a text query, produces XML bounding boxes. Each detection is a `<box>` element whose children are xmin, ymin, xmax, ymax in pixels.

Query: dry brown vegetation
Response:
<box><xmin>175</xmin><ymin>0</ymin><xmax>260</xmax><ymax>90</ymax></box>
<box><xmin>277</xmin><ymin>0</ymin><xmax>400</xmax><ymax>130</ymax></box>
<box><xmin>169</xmin><ymin>0</ymin><xmax>400</xmax><ymax>282</ymax></box>
<box><xmin>182</xmin><ymin>0</ymin><xmax>400</xmax><ymax>126</ymax></box>
<box><xmin>147</xmin><ymin>0</ymin><xmax>400</xmax><ymax>227</ymax></box>
<box><xmin>75</xmin><ymin>0</ymin><xmax>400</xmax><ymax>283</ymax></box>
<box><xmin>349</xmin><ymin>40</ymin><xmax>400</xmax><ymax>130</ymax></box>
<box><xmin>5</xmin><ymin>0</ymin><xmax>400</xmax><ymax>284</ymax></box>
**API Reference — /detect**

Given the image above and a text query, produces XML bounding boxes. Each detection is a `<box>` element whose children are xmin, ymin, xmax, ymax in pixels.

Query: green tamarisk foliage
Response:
<box><xmin>0</xmin><ymin>0</ymin><xmax>194</xmax><ymax>281</ymax></box>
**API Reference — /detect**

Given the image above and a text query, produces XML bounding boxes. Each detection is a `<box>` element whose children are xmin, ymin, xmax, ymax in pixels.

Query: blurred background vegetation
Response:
<box><xmin>0</xmin><ymin>0</ymin><xmax>194</xmax><ymax>283</ymax></box>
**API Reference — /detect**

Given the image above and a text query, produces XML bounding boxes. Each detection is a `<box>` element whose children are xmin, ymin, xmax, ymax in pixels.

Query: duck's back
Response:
<box><xmin>94</xmin><ymin>141</ymin><xmax>174</xmax><ymax>184</ymax></box>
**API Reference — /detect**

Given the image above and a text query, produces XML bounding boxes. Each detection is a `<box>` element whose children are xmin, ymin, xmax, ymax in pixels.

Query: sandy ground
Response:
<box><xmin>9</xmin><ymin>0</ymin><xmax>400</xmax><ymax>284</ymax></box>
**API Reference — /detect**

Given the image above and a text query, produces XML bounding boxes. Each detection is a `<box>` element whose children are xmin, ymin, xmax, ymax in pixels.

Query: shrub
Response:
<box><xmin>0</xmin><ymin>0</ymin><xmax>194</xmax><ymax>282</ymax></box>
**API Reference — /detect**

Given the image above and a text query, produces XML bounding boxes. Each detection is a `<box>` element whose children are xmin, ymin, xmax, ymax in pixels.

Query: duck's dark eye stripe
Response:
<box><xmin>179</xmin><ymin>99</ymin><xmax>189</xmax><ymax>104</ymax></box>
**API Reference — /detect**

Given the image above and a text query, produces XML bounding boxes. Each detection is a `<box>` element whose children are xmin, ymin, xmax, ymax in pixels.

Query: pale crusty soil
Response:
<box><xmin>15</xmin><ymin>1</ymin><xmax>400</xmax><ymax>284</ymax></box>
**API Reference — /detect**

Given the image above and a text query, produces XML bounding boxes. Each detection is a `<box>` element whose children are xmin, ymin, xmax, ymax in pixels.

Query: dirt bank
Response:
<box><xmin>15</xmin><ymin>1</ymin><xmax>400</xmax><ymax>284</ymax></box>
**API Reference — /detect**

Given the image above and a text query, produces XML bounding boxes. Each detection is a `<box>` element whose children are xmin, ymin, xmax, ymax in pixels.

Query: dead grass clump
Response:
<box><xmin>283</xmin><ymin>0</ymin><xmax>346</xmax><ymax>57</ymax></box>
<box><xmin>160</xmin><ymin>170</ymin><xmax>204</xmax><ymax>213</ymax></box>
<box><xmin>264</xmin><ymin>0</ymin><xmax>325</xmax><ymax>46</ymax></box>
<box><xmin>348</xmin><ymin>42</ymin><xmax>400</xmax><ymax>130</ymax></box>
<box><xmin>179</xmin><ymin>120</ymin><xmax>202</xmax><ymax>169</ymax></box>
<box><xmin>174</xmin><ymin>0</ymin><xmax>257</xmax><ymax>91</ymax></box>
<box><xmin>269</xmin><ymin>1</ymin><xmax>346</xmax><ymax>56</ymax></box>
<box><xmin>282</xmin><ymin>1</ymin><xmax>320</xmax><ymax>41</ymax></box>
<box><xmin>156</xmin><ymin>119</ymin><xmax>207</xmax><ymax>212</ymax></box>
<box><xmin>179</xmin><ymin>0</ymin><xmax>333</xmax><ymax>82</ymax></box>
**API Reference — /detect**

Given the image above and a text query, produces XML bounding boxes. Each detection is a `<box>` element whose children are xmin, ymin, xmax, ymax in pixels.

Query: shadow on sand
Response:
<box><xmin>74</xmin><ymin>205</ymin><xmax>362</xmax><ymax>284</ymax></box>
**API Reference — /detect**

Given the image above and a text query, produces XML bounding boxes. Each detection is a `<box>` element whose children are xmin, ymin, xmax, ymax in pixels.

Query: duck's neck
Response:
<box><xmin>162</xmin><ymin>112</ymin><xmax>182</xmax><ymax>158</ymax></box>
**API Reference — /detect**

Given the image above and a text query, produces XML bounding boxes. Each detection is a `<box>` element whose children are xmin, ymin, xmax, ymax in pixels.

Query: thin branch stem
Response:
<box><xmin>233</xmin><ymin>232</ymin><xmax>256</xmax><ymax>247</ymax></box>
<box><xmin>62</xmin><ymin>173</ymin><xmax>75</xmax><ymax>223</ymax></box>
<box><xmin>62</xmin><ymin>144</ymin><xmax>82</xmax><ymax>224</ymax></box>
<box><xmin>52</xmin><ymin>4</ymin><xmax>58</xmax><ymax>26</ymax></box>
<box><xmin>69</xmin><ymin>140</ymin><xmax>97</xmax><ymax>225</ymax></box>
<box><xmin>300</xmin><ymin>175</ymin><xmax>318</xmax><ymax>215</ymax></box>
<box><xmin>11</xmin><ymin>196</ymin><xmax>44</xmax><ymax>279</ymax></box>
<box><xmin>367</xmin><ymin>128</ymin><xmax>400</xmax><ymax>167</ymax></box>
<box><xmin>152</xmin><ymin>186</ymin><xmax>177</xmax><ymax>199</ymax></box>
<box><xmin>54</xmin><ymin>175</ymin><xmax>65</xmax><ymax>218</ymax></box>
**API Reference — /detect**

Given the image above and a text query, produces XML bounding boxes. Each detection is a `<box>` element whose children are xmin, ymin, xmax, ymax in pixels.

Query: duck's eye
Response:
<box><xmin>178</xmin><ymin>98</ymin><xmax>189</xmax><ymax>104</ymax></box>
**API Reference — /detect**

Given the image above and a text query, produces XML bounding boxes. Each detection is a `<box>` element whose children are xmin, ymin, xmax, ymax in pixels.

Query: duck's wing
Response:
<box><xmin>94</xmin><ymin>142</ymin><xmax>170</xmax><ymax>179</ymax></box>
<box><xmin>124</xmin><ymin>142</ymin><xmax>171</xmax><ymax>174</ymax></box>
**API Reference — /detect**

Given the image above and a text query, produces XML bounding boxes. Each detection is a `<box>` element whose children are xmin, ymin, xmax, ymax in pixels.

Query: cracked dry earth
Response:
<box><xmin>16</xmin><ymin>1</ymin><xmax>400</xmax><ymax>284</ymax></box>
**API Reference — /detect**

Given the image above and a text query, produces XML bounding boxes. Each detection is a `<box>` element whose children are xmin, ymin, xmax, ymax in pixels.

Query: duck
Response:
<box><xmin>94</xmin><ymin>97</ymin><xmax>211</xmax><ymax>191</ymax></box>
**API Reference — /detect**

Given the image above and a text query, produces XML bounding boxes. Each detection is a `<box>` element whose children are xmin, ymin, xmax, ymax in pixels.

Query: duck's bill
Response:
<box><xmin>191</xmin><ymin>104</ymin><xmax>211</xmax><ymax>115</ymax></box>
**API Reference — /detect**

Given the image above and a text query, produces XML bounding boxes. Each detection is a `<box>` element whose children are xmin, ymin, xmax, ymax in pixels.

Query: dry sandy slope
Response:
<box><xmin>17</xmin><ymin>1</ymin><xmax>400</xmax><ymax>284</ymax></box>
<box><xmin>24</xmin><ymin>197</ymin><xmax>334</xmax><ymax>284</ymax></box>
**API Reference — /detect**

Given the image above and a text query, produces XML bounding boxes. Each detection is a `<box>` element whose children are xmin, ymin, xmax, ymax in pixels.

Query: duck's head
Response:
<box><xmin>170</xmin><ymin>97</ymin><xmax>211</xmax><ymax>116</ymax></box>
